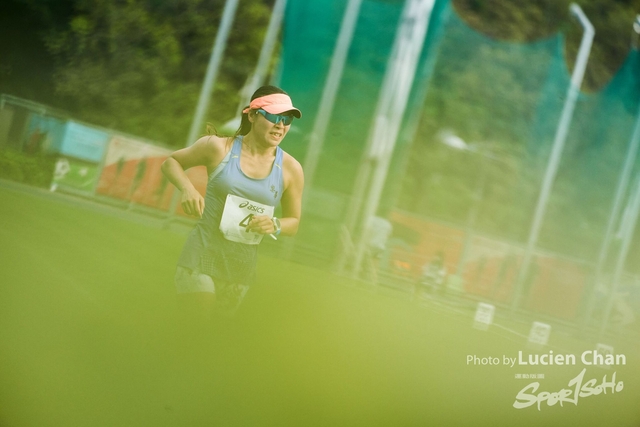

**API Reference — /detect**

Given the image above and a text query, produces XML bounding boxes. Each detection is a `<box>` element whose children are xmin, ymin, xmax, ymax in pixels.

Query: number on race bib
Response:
<box><xmin>239</xmin><ymin>214</ymin><xmax>254</xmax><ymax>229</ymax></box>
<box><xmin>219</xmin><ymin>194</ymin><xmax>275</xmax><ymax>244</ymax></box>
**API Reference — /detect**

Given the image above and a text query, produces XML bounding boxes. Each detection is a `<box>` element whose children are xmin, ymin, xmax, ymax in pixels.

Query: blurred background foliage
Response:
<box><xmin>455</xmin><ymin>0</ymin><xmax>638</xmax><ymax>92</ymax></box>
<box><xmin>1</xmin><ymin>0</ymin><xmax>274</xmax><ymax>144</ymax></box>
<box><xmin>1</xmin><ymin>0</ymin><xmax>639</xmax><ymax>145</ymax></box>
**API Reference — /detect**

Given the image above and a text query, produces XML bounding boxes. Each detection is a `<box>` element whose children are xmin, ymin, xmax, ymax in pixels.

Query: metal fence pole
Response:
<box><xmin>184</xmin><ymin>0</ymin><xmax>240</xmax><ymax>148</ymax></box>
<box><xmin>599</xmin><ymin>172</ymin><xmax>640</xmax><ymax>335</ymax></box>
<box><xmin>351</xmin><ymin>0</ymin><xmax>437</xmax><ymax>279</ymax></box>
<box><xmin>583</xmin><ymin>93</ymin><xmax>640</xmax><ymax>328</ymax></box>
<box><xmin>165</xmin><ymin>0</ymin><xmax>240</xmax><ymax>218</ymax></box>
<box><xmin>302</xmin><ymin>0</ymin><xmax>363</xmax><ymax>195</ymax></box>
<box><xmin>235</xmin><ymin>0</ymin><xmax>288</xmax><ymax>118</ymax></box>
<box><xmin>510</xmin><ymin>3</ymin><xmax>594</xmax><ymax>314</ymax></box>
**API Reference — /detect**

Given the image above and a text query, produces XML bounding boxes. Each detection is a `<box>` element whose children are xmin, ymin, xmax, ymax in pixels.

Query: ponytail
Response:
<box><xmin>234</xmin><ymin>109</ymin><xmax>253</xmax><ymax>137</ymax></box>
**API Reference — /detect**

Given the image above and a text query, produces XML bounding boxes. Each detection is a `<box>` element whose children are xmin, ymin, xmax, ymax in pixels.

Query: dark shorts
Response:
<box><xmin>178</xmin><ymin>228</ymin><xmax>258</xmax><ymax>285</ymax></box>
<box><xmin>199</xmin><ymin>239</ymin><xmax>258</xmax><ymax>284</ymax></box>
<box><xmin>174</xmin><ymin>266</ymin><xmax>249</xmax><ymax>313</ymax></box>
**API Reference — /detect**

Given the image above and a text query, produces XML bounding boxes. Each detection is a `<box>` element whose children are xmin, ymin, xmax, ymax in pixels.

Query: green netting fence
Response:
<box><xmin>277</xmin><ymin>0</ymin><xmax>640</xmax><ymax>323</ymax></box>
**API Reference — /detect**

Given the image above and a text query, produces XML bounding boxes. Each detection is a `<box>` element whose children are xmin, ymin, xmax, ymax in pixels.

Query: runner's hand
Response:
<box><xmin>180</xmin><ymin>187</ymin><xmax>204</xmax><ymax>217</ymax></box>
<box><xmin>246</xmin><ymin>215</ymin><xmax>275</xmax><ymax>234</ymax></box>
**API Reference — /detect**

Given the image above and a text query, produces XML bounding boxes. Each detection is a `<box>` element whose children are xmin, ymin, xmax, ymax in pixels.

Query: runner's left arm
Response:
<box><xmin>277</xmin><ymin>156</ymin><xmax>304</xmax><ymax>236</ymax></box>
<box><xmin>246</xmin><ymin>154</ymin><xmax>304</xmax><ymax>237</ymax></box>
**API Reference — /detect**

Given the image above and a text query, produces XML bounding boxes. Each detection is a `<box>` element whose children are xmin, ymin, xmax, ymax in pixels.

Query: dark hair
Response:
<box><xmin>234</xmin><ymin>85</ymin><xmax>289</xmax><ymax>137</ymax></box>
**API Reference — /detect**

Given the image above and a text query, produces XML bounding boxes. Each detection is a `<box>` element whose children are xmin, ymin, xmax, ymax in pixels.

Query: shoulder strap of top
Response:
<box><xmin>208</xmin><ymin>138</ymin><xmax>236</xmax><ymax>181</ymax></box>
<box><xmin>231</xmin><ymin>136</ymin><xmax>242</xmax><ymax>158</ymax></box>
<box><xmin>273</xmin><ymin>146</ymin><xmax>284</xmax><ymax>171</ymax></box>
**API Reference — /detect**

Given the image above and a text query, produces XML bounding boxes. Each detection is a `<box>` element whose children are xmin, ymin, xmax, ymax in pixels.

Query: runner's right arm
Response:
<box><xmin>161</xmin><ymin>136</ymin><xmax>226</xmax><ymax>218</ymax></box>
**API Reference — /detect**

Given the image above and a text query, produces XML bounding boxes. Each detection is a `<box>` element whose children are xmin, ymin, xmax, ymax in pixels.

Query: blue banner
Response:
<box><xmin>59</xmin><ymin>121</ymin><xmax>110</xmax><ymax>163</ymax></box>
<box><xmin>24</xmin><ymin>114</ymin><xmax>66</xmax><ymax>154</ymax></box>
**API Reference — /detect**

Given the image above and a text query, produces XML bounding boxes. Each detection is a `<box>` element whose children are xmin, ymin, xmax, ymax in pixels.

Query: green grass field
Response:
<box><xmin>0</xmin><ymin>183</ymin><xmax>638</xmax><ymax>427</ymax></box>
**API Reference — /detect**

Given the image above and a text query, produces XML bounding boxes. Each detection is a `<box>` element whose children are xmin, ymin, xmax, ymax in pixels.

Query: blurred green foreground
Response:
<box><xmin>0</xmin><ymin>183</ymin><xmax>638</xmax><ymax>427</ymax></box>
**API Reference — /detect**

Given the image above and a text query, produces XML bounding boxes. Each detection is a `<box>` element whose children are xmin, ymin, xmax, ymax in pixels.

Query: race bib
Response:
<box><xmin>219</xmin><ymin>194</ymin><xmax>275</xmax><ymax>245</ymax></box>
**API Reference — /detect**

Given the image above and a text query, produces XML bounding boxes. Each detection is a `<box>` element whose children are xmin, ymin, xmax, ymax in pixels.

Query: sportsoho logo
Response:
<box><xmin>239</xmin><ymin>201</ymin><xmax>265</xmax><ymax>214</ymax></box>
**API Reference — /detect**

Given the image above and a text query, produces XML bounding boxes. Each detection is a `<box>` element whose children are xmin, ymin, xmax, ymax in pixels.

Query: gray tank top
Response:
<box><xmin>177</xmin><ymin>136</ymin><xmax>285</xmax><ymax>283</ymax></box>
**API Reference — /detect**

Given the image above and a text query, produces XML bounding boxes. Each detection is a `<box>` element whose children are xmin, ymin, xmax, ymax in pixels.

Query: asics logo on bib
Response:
<box><xmin>239</xmin><ymin>201</ymin><xmax>265</xmax><ymax>214</ymax></box>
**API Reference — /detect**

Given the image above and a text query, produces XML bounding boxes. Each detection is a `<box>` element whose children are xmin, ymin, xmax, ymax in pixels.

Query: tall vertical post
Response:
<box><xmin>237</xmin><ymin>0</ymin><xmax>288</xmax><ymax>114</ymax></box>
<box><xmin>510</xmin><ymin>3</ymin><xmax>594</xmax><ymax>313</ymax></box>
<box><xmin>383</xmin><ymin>0</ymin><xmax>451</xmax><ymax>209</ymax></box>
<box><xmin>185</xmin><ymin>0</ymin><xmax>240</xmax><ymax>147</ymax></box>
<box><xmin>600</xmin><ymin>172</ymin><xmax>640</xmax><ymax>335</ymax></box>
<box><xmin>302</xmin><ymin>0</ymin><xmax>363</xmax><ymax>194</ymax></box>
<box><xmin>583</xmin><ymin>95</ymin><xmax>640</xmax><ymax>328</ymax></box>
<box><xmin>351</xmin><ymin>0</ymin><xmax>437</xmax><ymax>279</ymax></box>
<box><xmin>165</xmin><ymin>0</ymin><xmax>239</xmax><ymax>219</ymax></box>
<box><xmin>280</xmin><ymin>0</ymin><xmax>362</xmax><ymax>263</ymax></box>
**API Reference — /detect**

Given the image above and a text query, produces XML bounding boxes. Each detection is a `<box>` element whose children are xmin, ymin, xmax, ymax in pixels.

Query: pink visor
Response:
<box><xmin>242</xmin><ymin>93</ymin><xmax>302</xmax><ymax>118</ymax></box>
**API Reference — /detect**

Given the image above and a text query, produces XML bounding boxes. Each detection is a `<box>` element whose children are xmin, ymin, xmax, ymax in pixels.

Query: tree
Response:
<box><xmin>43</xmin><ymin>0</ymin><xmax>274</xmax><ymax>146</ymax></box>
